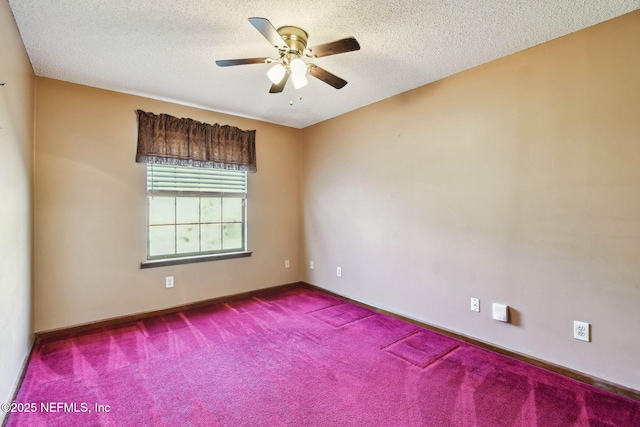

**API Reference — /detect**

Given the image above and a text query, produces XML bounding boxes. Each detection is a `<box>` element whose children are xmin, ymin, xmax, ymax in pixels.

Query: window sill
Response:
<box><xmin>140</xmin><ymin>251</ymin><xmax>252</xmax><ymax>269</ymax></box>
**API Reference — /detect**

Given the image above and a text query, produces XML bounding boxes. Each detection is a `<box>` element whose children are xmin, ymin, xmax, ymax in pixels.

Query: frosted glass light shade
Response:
<box><xmin>292</xmin><ymin>73</ymin><xmax>308</xmax><ymax>89</ymax></box>
<box><xmin>290</xmin><ymin>58</ymin><xmax>307</xmax><ymax>76</ymax></box>
<box><xmin>267</xmin><ymin>63</ymin><xmax>286</xmax><ymax>84</ymax></box>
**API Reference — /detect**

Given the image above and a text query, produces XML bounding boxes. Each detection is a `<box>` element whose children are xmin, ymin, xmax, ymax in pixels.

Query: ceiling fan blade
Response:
<box><xmin>306</xmin><ymin>37</ymin><xmax>360</xmax><ymax>58</ymax></box>
<box><xmin>269</xmin><ymin>69</ymin><xmax>291</xmax><ymax>93</ymax></box>
<box><xmin>307</xmin><ymin>64</ymin><xmax>347</xmax><ymax>89</ymax></box>
<box><xmin>248</xmin><ymin>17</ymin><xmax>288</xmax><ymax>51</ymax></box>
<box><xmin>216</xmin><ymin>58</ymin><xmax>269</xmax><ymax>67</ymax></box>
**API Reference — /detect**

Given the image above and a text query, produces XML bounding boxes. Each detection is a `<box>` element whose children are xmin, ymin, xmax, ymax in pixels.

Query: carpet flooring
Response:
<box><xmin>5</xmin><ymin>287</ymin><xmax>640</xmax><ymax>426</ymax></box>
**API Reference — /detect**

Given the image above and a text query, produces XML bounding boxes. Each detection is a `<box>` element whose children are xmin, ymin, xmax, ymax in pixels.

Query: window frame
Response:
<box><xmin>140</xmin><ymin>165</ymin><xmax>252</xmax><ymax>269</ymax></box>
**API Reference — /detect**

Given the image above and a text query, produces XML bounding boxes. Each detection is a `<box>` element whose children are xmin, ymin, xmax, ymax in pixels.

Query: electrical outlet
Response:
<box><xmin>470</xmin><ymin>298</ymin><xmax>480</xmax><ymax>312</ymax></box>
<box><xmin>165</xmin><ymin>276</ymin><xmax>174</xmax><ymax>289</ymax></box>
<box><xmin>285</xmin><ymin>260</ymin><xmax>290</xmax><ymax>269</ymax></box>
<box><xmin>310</xmin><ymin>261</ymin><xmax>314</xmax><ymax>269</ymax></box>
<box><xmin>574</xmin><ymin>321</ymin><xmax>590</xmax><ymax>342</ymax></box>
<box><xmin>336</xmin><ymin>266</ymin><xmax>342</xmax><ymax>277</ymax></box>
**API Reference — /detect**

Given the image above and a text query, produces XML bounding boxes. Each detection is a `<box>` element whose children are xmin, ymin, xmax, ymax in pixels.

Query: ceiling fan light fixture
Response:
<box><xmin>217</xmin><ymin>18</ymin><xmax>359</xmax><ymax>93</ymax></box>
<box><xmin>290</xmin><ymin>58</ymin><xmax>307</xmax><ymax>77</ymax></box>
<box><xmin>267</xmin><ymin>63</ymin><xmax>286</xmax><ymax>84</ymax></box>
<box><xmin>292</xmin><ymin>72</ymin><xmax>308</xmax><ymax>89</ymax></box>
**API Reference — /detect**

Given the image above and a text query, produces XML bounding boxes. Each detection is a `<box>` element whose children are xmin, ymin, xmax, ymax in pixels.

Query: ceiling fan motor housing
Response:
<box><xmin>277</xmin><ymin>26</ymin><xmax>308</xmax><ymax>55</ymax></box>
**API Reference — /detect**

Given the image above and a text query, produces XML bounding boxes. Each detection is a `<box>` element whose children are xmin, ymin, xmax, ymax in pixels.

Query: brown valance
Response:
<box><xmin>135</xmin><ymin>110</ymin><xmax>257</xmax><ymax>172</ymax></box>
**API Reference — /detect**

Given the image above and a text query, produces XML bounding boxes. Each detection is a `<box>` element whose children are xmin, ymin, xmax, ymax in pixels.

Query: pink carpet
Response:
<box><xmin>5</xmin><ymin>287</ymin><xmax>640</xmax><ymax>426</ymax></box>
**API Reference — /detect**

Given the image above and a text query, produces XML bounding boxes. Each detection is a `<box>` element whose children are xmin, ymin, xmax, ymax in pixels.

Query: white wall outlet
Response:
<box><xmin>492</xmin><ymin>303</ymin><xmax>509</xmax><ymax>322</ymax></box>
<box><xmin>574</xmin><ymin>320</ymin><xmax>590</xmax><ymax>342</ymax></box>
<box><xmin>165</xmin><ymin>276</ymin><xmax>174</xmax><ymax>289</ymax></box>
<box><xmin>336</xmin><ymin>266</ymin><xmax>342</xmax><ymax>277</ymax></box>
<box><xmin>310</xmin><ymin>261</ymin><xmax>314</xmax><ymax>269</ymax></box>
<box><xmin>285</xmin><ymin>260</ymin><xmax>290</xmax><ymax>269</ymax></box>
<box><xmin>470</xmin><ymin>298</ymin><xmax>480</xmax><ymax>312</ymax></box>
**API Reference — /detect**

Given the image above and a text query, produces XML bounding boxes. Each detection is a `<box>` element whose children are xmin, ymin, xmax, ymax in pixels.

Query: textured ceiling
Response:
<box><xmin>8</xmin><ymin>0</ymin><xmax>640</xmax><ymax>128</ymax></box>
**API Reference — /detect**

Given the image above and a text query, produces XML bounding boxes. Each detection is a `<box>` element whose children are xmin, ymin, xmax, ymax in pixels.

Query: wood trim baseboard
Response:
<box><xmin>300</xmin><ymin>282</ymin><xmax>640</xmax><ymax>402</ymax></box>
<box><xmin>1</xmin><ymin>335</ymin><xmax>37</xmax><ymax>427</ymax></box>
<box><xmin>36</xmin><ymin>282</ymin><xmax>302</xmax><ymax>342</ymax></box>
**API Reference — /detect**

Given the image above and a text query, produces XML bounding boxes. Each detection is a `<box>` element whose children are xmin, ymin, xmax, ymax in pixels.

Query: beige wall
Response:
<box><xmin>34</xmin><ymin>79</ymin><xmax>301</xmax><ymax>332</ymax></box>
<box><xmin>0</xmin><ymin>0</ymin><xmax>34</xmax><ymax>417</ymax></box>
<box><xmin>301</xmin><ymin>11</ymin><xmax>640</xmax><ymax>390</ymax></box>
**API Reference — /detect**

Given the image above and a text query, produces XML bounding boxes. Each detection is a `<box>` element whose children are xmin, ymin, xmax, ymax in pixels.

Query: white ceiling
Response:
<box><xmin>8</xmin><ymin>1</ymin><xmax>639</xmax><ymax>129</ymax></box>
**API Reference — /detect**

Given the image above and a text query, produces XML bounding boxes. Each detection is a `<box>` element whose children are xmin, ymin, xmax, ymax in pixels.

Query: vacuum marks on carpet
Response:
<box><xmin>383</xmin><ymin>329</ymin><xmax>460</xmax><ymax>369</ymax></box>
<box><xmin>257</xmin><ymin>287</ymin><xmax>345</xmax><ymax>313</ymax></box>
<box><xmin>533</xmin><ymin>382</ymin><xmax>580</xmax><ymax>427</ymax></box>
<box><xmin>309</xmin><ymin>303</ymin><xmax>376</xmax><ymax>327</ymax></box>
<box><xmin>225</xmin><ymin>297</ymin><xmax>271</xmax><ymax>313</ymax></box>
<box><xmin>350</xmin><ymin>313</ymin><xmax>421</xmax><ymax>346</ymax></box>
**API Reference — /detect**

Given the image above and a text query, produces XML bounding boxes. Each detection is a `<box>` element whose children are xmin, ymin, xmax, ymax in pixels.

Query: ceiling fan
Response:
<box><xmin>216</xmin><ymin>17</ymin><xmax>360</xmax><ymax>93</ymax></box>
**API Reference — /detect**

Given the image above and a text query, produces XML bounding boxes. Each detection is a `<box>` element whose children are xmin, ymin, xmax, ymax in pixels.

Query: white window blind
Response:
<box><xmin>147</xmin><ymin>164</ymin><xmax>247</xmax><ymax>196</ymax></box>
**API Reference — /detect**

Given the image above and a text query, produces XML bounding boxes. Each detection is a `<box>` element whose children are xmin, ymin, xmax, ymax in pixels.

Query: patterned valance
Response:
<box><xmin>135</xmin><ymin>110</ymin><xmax>257</xmax><ymax>172</ymax></box>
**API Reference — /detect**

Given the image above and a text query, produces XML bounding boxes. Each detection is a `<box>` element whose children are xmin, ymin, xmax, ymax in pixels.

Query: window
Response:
<box><xmin>144</xmin><ymin>164</ymin><xmax>248</xmax><ymax>264</ymax></box>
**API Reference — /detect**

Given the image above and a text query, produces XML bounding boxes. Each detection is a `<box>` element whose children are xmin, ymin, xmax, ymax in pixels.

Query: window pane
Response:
<box><xmin>176</xmin><ymin>197</ymin><xmax>199</xmax><ymax>224</ymax></box>
<box><xmin>202</xmin><ymin>224</ymin><xmax>222</xmax><ymax>251</ymax></box>
<box><xmin>223</xmin><ymin>223</ymin><xmax>243</xmax><ymax>250</ymax></box>
<box><xmin>201</xmin><ymin>197</ymin><xmax>222</xmax><ymax>223</ymax></box>
<box><xmin>222</xmin><ymin>198</ymin><xmax>243</xmax><ymax>222</ymax></box>
<box><xmin>149</xmin><ymin>197</ymin><xmax>175</xmax><ymax>225</ymax></box>
<box><xmin>176</xmin><ymin>224</ymin><xmax>199</xmax><ymax>254</ymax></box>
<box><xmin>146</xmin><ymin>167</ymin><xmax>247</xmax><ymax>260</ymax></box>
<box><xmin>149</xmin><ymin>225</ymin><xmax>175</xmax><ymax>256</ymax></box>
